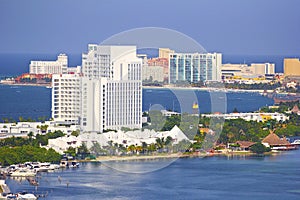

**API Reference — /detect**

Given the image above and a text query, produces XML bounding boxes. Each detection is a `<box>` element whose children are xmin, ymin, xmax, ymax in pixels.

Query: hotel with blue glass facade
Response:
<box><xmin>169</xmin><ymin>53</ymin><xmax>222</xmax><ymax>83</ymax></box>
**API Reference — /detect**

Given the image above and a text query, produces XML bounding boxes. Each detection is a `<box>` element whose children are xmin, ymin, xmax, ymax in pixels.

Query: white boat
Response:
<box><xmin>38</xmin><ymin>162</ymin><xmax>51</xmax><ymax>172</ymax></box>
<box><xmin>17</xmin><ymin>192</ymin><xmax>37</xmax><ymax>200</ymax></box>
<box><xmin>60</xmin><ymin>160</ymin><xmax>68</xmax><ymax>168</ymax></box>
<box><xmin>60</xmin><ymin>159</ymin><xmax>79</xmax><ymax>168</ymax></box>
<box><xmin>49</xmin><ymin>164</ymin><xmax>60</xmax><ymax>170</ymax></box>
<box><xmin>10</xmin><ymin>169</ymin><xmax>36</xmax><ymax>177</ymax></box>
<box><xmin>291</xmin><ymin>139</ymin><xmax>300</xmax><ymax>145</ymax></box>
<box><xmin>69</xmin><ymin>161</ymin><xmax>80</xmax><ymax>168</ymax></box>
<box><xmin>1</xmin><ymin>192</ymin><xmax>37</xmax><ymax>200</ymax></box>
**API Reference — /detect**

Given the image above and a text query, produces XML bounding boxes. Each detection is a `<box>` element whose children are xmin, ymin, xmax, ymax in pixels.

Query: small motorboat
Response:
<box><xmin>17</xmin><ymin>192</ymin><xmax>37</xmax><ymax>200</ymax></box>
<box><xmin>291</xmin><ymin>139</ymin><xmax>300</xmax><ymax>145</ymax></box>
<box><xmin>10</xmin><ymin>169</ymin><xmax>36</xmax><ymax>177</ymax></box>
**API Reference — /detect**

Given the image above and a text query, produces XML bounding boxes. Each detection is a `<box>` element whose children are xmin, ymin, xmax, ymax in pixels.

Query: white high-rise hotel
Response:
<box><xmin>52</xmin><ymin>45</ymin><xmax>142</xmax><ymax>133</ymax></box>
<box><xmin>30</xmin><ymin>54</ymin><xmax>68</xmax><ymax>74</ymax></box>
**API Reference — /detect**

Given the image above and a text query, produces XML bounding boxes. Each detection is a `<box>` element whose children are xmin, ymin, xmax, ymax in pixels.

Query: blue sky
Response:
<box><xmin>0</xmin><ymin>0</ymin><xmax>299</xmax><ymax>55</ymax></box>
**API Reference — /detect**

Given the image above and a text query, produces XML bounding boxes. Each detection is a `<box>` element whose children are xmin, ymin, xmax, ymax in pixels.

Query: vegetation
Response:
<box><xmin>2</xmin><ymin>116</ymin><xmax>48</xmax><ymax>123</ymax></box>
<box><xmin>0</xmin><ymin>145</ymin><xmax>61</xmax><ymax>166</ymax></box>
<box><xmin>0</xmin><ymin>131</ymin><xmax>65</xmax><ymax>166</ymax></box>
<box><xmin>250</xmin><ymin>142</ymin><xmax>271</xmax><ymax>154</ymax></box>
<box><xmin>260</xmin><ymin>101</ymin><xmax>300</xmax><ymax>113</ymax></box>
<box><xmin>224</xmin><ymin>82</ymin><xmax>281</xmax><ymax>90</ymax></box>
<box><xmin>71</xmin><ymin>130</ymin><xmax>80</xmax><ymax>137</ymax></box>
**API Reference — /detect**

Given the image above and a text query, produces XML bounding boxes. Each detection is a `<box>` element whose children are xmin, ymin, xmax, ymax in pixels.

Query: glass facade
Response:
<box><xmin>169</xmin><ymin>53</ymin><xmax>221</xmax><ymax>83</ymax></box>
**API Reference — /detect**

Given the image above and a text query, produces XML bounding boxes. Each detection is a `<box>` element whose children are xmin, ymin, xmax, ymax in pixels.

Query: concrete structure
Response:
<box><xmin>0</xmin><ymin>121</ymin><xmax>79</xmax><ymax>139</ymax></box>
<box><xmin>51</xmin><ymin>45</ymin><xmax>143</xmax><ymax>133</ymax></box>
<box><xmin>81</xmin><ymin>45</ymin><xmax>142</xmax><ymax>132</ymax></box>
<box><xmin>284</xmin><ymin>58</ymin><xmax>300</xmax><ymax>76</ymax></box>
<box><xmin>51</xmin><ymin>45</ymin><xmax>142</xmax><ymax>132</ymax></box>
<box><xmin>221</xmin><ymin>64</ymin><xmax>250</xmax><ymax>79</ymax></box>
<box><xmin>67</xmin><ymin>66</ymin><xmax>81</xmax><ymax>74</ymax></box>
<box><xmin>202</xmin><ymin>112</ymin><xmax>288</xmax><ymax>122</ymax></box>
<box><xmin>142</xmin><ymin>65</ymin><xmax>164</xmax><ymax>82</ymax></box>
<box><xmin>29</xmin><ymin>54</ymin><xmax>68</xmax><ymax>74</ymax></box>
<box><xmin>148</xmin><ymin>57</ymin><xmax>169</xmax><ymax>81</ymax></box>
<box><xmin>137</xmin><ymin>54</ymin><xmax>148</xmax><ymax>66</ymax></box>
<box><xmin>251</xmin><ymin>63</ymin><xmax>275</xmax><ymax>75</ymax></box>
<box><xmin>169</xmin><ymin>53</ymin><xmax>222</xmax><ymax>83</ymax></box>
<box><xmin>159</xmin><ymin>48</ymin><xmax>174</xmax><ymax>59</ymax></box>
<box><xmin>160</xmin><ymin>110</ymin><xmax>181</xmax><ymax>117</ymax></box>
<box><xmin>46</xmin><ymin>125</ymin><xmax>190</xmax><ymax>154</ymax></box>
<box><xmin>52</xmin><ymin>74</ymin><xmax>82</xmax><ymax>124</ymax></box>
<box><xmin>221</xmin><ymin>63</ymin><xmax>275</xmax><ymax>80</ymax></box>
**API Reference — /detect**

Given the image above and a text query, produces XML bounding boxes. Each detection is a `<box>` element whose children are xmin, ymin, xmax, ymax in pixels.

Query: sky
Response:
<box><xmin>0</xmin><ymin>0</ymin><xmax>300</xmax><ymax>55</ymax></box>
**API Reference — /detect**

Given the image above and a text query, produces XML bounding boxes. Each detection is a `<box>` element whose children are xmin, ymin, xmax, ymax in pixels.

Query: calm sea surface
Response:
<box><xmin>0</xmin><ymin>84</ymin><xmax>273</xmax><ymax>121</ymax></box>
<box><xmin>6</xmin><ymin>150</ymin><xmax>300</xmax><ymax>200</ymax></box>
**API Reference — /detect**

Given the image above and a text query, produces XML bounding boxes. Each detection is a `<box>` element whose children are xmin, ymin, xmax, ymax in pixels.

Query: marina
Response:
<box><xmin>1</xmin><ymin>150</ymin><xmax>300</xmax><ymax>200</ymax></box>
<box><xmin>0</xmin><ymin>160</ymin><xmax>80</xmax><ymax>199</ymax></box>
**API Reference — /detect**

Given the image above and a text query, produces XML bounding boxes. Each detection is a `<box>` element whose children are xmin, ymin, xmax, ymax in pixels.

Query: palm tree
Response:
<box><xmin>156</xmin><ymin>138</ymin><xmax>164</xmax><ymax>149</ymax></box>
<box><xmin>127</xmin><ymin>145</ymin><xmax>136</xmax><ymax>154</ymax></box>
<box><xmin>141</xmin><ymin>142</ymin><xmax>148</xmax><ymax>154</ymax></box>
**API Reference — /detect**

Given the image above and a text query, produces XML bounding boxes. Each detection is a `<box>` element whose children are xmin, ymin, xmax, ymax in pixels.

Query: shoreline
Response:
<box><xmin>143</xmin><ymin>85</ymin><xmax>274</xmax><ymax>93</ymax></box>
<box><xmin>81</xmin><ymin>151</ymin><xmax>284</xmax><ymax>163</ymax></box>
<box><xmin>0</xmin><ymin>82</ymin><xmax>292</xmax><ymax>95</ymax></box>
<box><xmin>0</xmin><ymin>82</ymin><xmax>51</xmax><ymax>87</ymax></box>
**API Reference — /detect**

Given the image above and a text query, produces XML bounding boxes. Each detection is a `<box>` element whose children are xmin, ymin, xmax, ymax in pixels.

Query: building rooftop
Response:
<box><xmin>262</xmin><ymin>132</ymin><xmax>290</xmax><ymax>146</ymax></box>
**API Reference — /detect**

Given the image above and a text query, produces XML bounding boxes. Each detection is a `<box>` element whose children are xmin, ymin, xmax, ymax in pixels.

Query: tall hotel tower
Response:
<box><xmin>169</xmin><ymin>53</ymin><xmax>222</xmax><ymax>83</ymax></box>
<box><xmin>52</xmin><ymin>45</ymin><xmax>142</xmax><ymax>133</ymax></box>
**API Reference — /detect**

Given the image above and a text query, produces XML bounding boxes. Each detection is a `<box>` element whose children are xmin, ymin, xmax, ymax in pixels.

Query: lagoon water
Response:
<box><xmin>0</xmin><ymin>84</ymin><xmax>273</xmax><ymax>121</ymax></box>
<box><xmin>6</xmin><ymin>150</ymin><xmax>300</xmax><ymax>200</ymax></box>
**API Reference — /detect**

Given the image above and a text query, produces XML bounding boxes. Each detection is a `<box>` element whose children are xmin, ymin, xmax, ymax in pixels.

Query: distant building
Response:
<box><xmin>137</xmin><ymin>54</ymin><xmax>148</xmax><ymax>66</ymax></box>
<box><xmin>202</xmin><ymin>112</ymin><xmax>288</xmax><ymax>122</ymax></box>
<box><xmin>67</xmin><ymin>66</ymin><xmax>81</xmax><ymax>74</ymax></box>
<box><xmin>251</xmin><ymin>63</ymin><xmax>275</xmax><ymax>75</ymax></box>
<box><xmin>159</xmin><ymin>48</ymin><xmax>175</xmax><ymax>59</ymax></box>
<box><xmin>29</xmin><ymin>54</ymin><xmax>68</xmax><ymax>74</ymax></box>
<box><xmin>284</xmin><ymin>58</ymin><xmax>300</xmax><ymax>77</ymax></box>
<box><xmin>0</xmin><ymin>121</ymin><xmax>79</xmax><ymax>139</ymax></box>
<box><xmin>148</xmin><ymin>57</ymin><xmax>169</xmax><ymax>81</ymax></box>
<box><xmin>221</xmin><ymin>63</ymin><xmax>275</xmax><ymax>80</ymax></box>
<box><xmin>142</xmin><ymin>66</ymin><xmax>164</xmax><ymax>82</ymax></box>
<box><xmin>169</xmin><ymin>52</ymin><xmax>222</xmax><ymax>83</ymax></box>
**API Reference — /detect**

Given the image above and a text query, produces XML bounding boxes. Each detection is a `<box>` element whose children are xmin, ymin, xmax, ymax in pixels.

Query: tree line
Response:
<box><xmin>0</xmin><ymin>131</ymin><xmax>64</xmax><ymax>166</ymax></box>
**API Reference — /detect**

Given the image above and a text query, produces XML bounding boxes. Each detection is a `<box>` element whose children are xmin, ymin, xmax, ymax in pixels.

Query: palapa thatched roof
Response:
<box><xmin>262</xmin><ymin>132</ymin><xmax>291</xmax><ymax>146</ymax></box>
<box><xmin>236</xmin><ymin>141</ymin><xmax>256</xmax><ymax>148</ymax></box>
<box><xmin>291</xmin><ymin>104</ymin><xmax>300</xmax><ymax>113</ymax></box>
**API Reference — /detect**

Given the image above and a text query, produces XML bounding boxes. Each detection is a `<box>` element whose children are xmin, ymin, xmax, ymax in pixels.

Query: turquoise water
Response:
<box><xmin>6</xmin><ymin>150</ymin><xmax>300</xmax><ymax>199</ymax></box>
<box><xmin>0</xmin><ymin>84</ymin><xmax>273</xmax><ymax>121</ymax></box>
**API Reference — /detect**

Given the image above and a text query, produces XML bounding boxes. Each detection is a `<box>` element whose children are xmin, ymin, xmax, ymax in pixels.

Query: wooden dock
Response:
<box><xmin>0</xmin><ymin>179</ymin><xmax>11</xmax><ymax>193</ymax></box>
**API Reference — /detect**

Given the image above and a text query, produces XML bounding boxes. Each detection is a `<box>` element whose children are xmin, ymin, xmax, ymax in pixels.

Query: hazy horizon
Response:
<box><xmin>1</xmin><ymin>0</ymin><xmax>299</xmax><ymax>56</ymax></box>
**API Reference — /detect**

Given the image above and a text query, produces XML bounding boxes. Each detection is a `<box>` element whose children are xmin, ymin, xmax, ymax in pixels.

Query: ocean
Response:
<box><xmin>0</xmin><ymin>53</ymin><xmax>299</xmax><ymax>76</ymax></box>
<box><xmin>5</xmin><ymin>150</ymin><xmax>300</xmax><ymax>200</ymax></box>
<box><xmin>0</xmin><ymin>84</ymin><xmax>273</xmax><ymax>121</ymax></box>
<box><xmin>0</xmin><ymin>54</ymin><xmax>299</xmax><ymax>200</ymax></box>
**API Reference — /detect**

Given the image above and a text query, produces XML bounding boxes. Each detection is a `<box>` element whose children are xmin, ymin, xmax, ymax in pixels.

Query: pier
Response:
<box><xmin>0</xmin><ymin>179</ymin><xmax>11</xmax><ymax>194</ymax></box>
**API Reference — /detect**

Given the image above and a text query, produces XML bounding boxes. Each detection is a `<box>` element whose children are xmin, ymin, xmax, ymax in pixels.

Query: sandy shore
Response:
<box><xmin>142</xmin><ymin>85</ymin><xmax>268</xmax><ymax>93</ymax></box>
<box><xmin>94</xmin><ymin>153</ymin><xmax>189</xmax><ymax>162</ymax></box>
<box><xmin>84</xmin><ymin>150</ymin><xmax>278</xmax><ymax>163</ymax></box>
<box><xmin>0</xmin><ymin>82</ymin><xmax>51</xmax><ymax>87</ymax></box>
